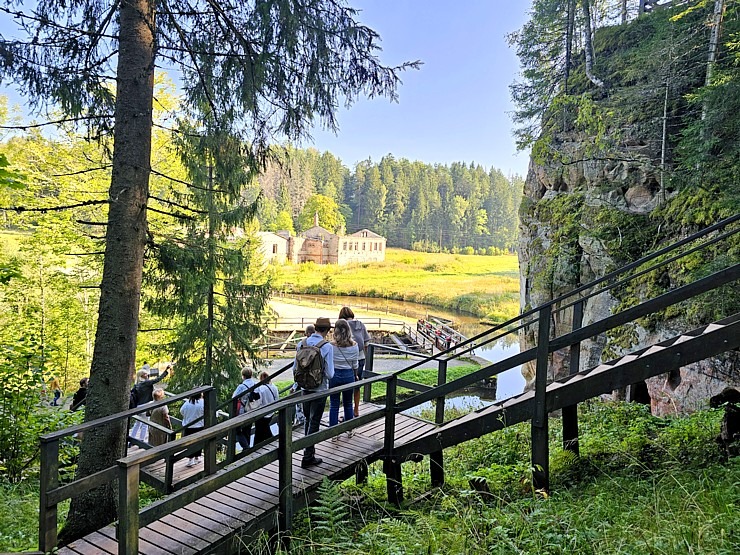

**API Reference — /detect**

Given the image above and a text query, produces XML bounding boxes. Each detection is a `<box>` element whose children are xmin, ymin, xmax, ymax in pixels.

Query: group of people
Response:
<box><xmin>229</xmin><ymin>305</ymin><xmax>370</xmax><ymax>470</ymax></box>
<box><xmin>298</xmin><ymin>306</ymin><xmax>370</xmax><ymax>469</ymax></box>
<box><xmin>118</xmin><ymin>306</ymin><xmax>371</xmax><ymax>471</ymax></box>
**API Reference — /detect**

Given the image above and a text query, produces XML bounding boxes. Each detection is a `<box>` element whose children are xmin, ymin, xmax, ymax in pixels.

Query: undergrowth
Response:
<box><xmin>242</xmin><ymin>400</ymin><xmax>739</xmax><ymax>555</ymax></box>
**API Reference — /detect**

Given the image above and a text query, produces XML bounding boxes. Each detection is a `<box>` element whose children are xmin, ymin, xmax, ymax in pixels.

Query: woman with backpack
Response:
<box><xmin>329</xmin><ymin>318</ymin><xmax>359</xmax><ymax>440</ymax></box>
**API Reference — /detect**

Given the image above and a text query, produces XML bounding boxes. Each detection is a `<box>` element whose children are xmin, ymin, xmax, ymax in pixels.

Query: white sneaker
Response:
<box><xmin>195</xmin><ymin>456</ymin><xmax>201</xmax><ymax>464</ymax></box>
<box><xmin>331</xmin><ymin>435</ymin><xmax>340</xmax><ymax>443</ymax></box>
<box><xmin>186</xmin><ymin>458</ymin><xmax>196</xmax><ymax>468</ymax></box>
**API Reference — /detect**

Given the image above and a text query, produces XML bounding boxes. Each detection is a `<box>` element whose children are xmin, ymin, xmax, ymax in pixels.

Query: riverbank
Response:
<box><xmin>272</xmin><ymin>248</ymin><xmax>520</xmax><ymax>323</ymax></box>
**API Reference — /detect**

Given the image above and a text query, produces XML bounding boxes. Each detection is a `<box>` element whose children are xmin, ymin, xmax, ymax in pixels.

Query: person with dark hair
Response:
<box><xmin>180</xmin><ymin>392</ymin><xmax>204</xmax><ymax>467</ymax></box>
<box><xmin>253</xmin><ymin>371</ymin><xmax>279</xmax><ymax>444</ymax></box>
<box><xmin>294</xmin><ymin>316</ymin><xmax>334</xmax><ymax>468</ymax></box>
<box><xmin>233</xmin><ymin>367</ymin><xmax>257</xmax><ymax>451</ymax></box>
<box><xmin>130</xmin><ymin>366</ymin><xmax>169</xmax><ymax>442</ymax></box>
<box><xmin>70</xmin><ymin>377</ymin><xmax>89</xmax><ymax>411</ymax></box>
<box><xmin>338</xmin><ymin>306</ymin><xmax>371</xmax><ymax>417</ymax></box>
<box><xmin>329</xmin><ymin>318</ymin><xmax>359</xmax><ymax>439</ymax></box>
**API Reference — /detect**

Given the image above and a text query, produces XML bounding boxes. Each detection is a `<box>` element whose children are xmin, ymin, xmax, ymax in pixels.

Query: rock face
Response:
<box><xmin>518</xmin><ymin>131</ymin><xmax>740</xmax><ymax>415</ymax></box>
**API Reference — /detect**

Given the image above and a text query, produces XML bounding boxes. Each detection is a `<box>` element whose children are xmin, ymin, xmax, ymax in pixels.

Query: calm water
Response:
<box><xmin>296</xmin><ymin>293</ymin><xmax>526</xmax><ymax>400</ymax></box>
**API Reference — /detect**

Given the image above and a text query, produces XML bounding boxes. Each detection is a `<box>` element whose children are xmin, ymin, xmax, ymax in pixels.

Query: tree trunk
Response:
<box><xmin>564</xmin><ymin>0</ymin><xmax>576</xmax><ymax>95</ymax></box>
<box><xmin>60</xmin><ymin>0</ymin><xmax>155</xmax><ymax>543</ymax></box>
<box><xmin>581</xmin><ymin>0</ymin><xmax>604</xmax><ymax>87</ymax></box>
<box><xmin>704</xmin><ymin>0</ymin><xmax>725</xmax><ymax>89</ymax></box>
<box><xmin>582</xmin><ymin>0</ymin><xmax>605</xmax><ymax>88</ymax></box>
<box><xmin>701</xmin><ymin>0</ymin><xmax>725</xmax><ymax>126</ymax></box>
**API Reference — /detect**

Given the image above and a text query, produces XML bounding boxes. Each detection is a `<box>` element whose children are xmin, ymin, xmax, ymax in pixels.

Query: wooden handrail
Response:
<box><xmin>38</xmin><ymin>385</ymin><xmax>215</xmax><ymax>552</ymax></box>
<box><xmin>40</xmin><ymin>385</ymin><xmax>213</xmax><ymax>442</ymax></box>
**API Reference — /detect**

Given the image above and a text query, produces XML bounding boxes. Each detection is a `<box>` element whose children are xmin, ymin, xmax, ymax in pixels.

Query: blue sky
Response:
<box><xmin>0</xmin><ymin>1</ymin><xmax>533</xmax><ymax>178</ymax></box>
<box><xmin>306</xmin><ymin>0</ymin><xmax>532</xmax><ymax>177</ymax></box>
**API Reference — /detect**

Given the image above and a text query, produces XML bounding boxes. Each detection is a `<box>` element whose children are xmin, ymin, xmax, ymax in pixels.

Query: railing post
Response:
<box><xmin>532</xmin><ymin>304</ymin><xmax>551</xmax><ymax>493</ymax></box>
<box><xmin>430</xmin><ymin>359</ymin><xmax>447</xmax><ymax>487</ymax></box>
<box><xmin>117</xmin><ymin>462</ymin><xmax>140</xmax><ymax>555</ymax></box>
<box><xmin>563</xmin><ymin>300</ymin><xmax>583</xmax><ymax>455</ymax></box>
<box><xmin>226</xmin><ymin>396</ymin><xmax>238</xmax><ymax>464</ymax></box>
<box><xmin>38</xmin><ymin>437</ymin><xmax>59</xmax><ymax>553</ymax></box>
<box><xmin>204</xmin><ymin>387</ymin><xmax>217</xmax><ymax>475</ymax></box>
<box><xmin>363</xmin><ymin>344</ymin><xmax>375</xmax><ymax>403</ymax></box>
<box><xmin>434</xmin><ymin>359</ymin><xmax>448</xmax><ymax>425</ymax></box>
<box><xmin>383</xmin><ymin>375</ymin><xmax>403</xmax><ymax>505</ymax></box>
<box><xmin>277</xmin><ymin>406</ymin><xmax>293</xmax><ymax>548</ymax></box>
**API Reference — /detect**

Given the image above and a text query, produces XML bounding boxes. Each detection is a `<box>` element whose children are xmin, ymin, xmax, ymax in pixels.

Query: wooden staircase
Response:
<box><xmin>394</xmin><ymin>313</ymin><xmax>740</xmax><ymax>459</ymax></box>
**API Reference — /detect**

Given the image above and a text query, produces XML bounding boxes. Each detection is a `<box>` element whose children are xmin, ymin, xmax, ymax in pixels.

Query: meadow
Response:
<box><xmin>273</xmin><ymin>248</ymin><xmax>521</xmax><ymax>322</ymax></box>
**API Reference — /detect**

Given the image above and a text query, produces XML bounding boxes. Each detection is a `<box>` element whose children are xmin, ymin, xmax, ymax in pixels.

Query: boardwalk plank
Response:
<box><xmin>147</xmin><ymin>518</ymin><xmax>212</xmax><ymax>552</ymax></box>
<box><xmin>219</xmin><ymin>483</ymin><xmax>276</xmax><ymax>513</ymax></box>
<box><xmin>87</xmin><ymin>531</ymin><xmax>119</xmax><ymax>554</ymax></box>
<box><xmin>172</xmin><ymin>506</ymin><xmax>237</xmax><ymax>537</ymax></box>
<box><xmin>190</xmin><ymin>500</ymin><xmax>249</xmax><ymax>528</ymax></box>
<box><xmin>59</xmin><ymin>537</ymin><xmax>112</xmax><ymax>555</ymax></box>
<box><xmin>161</xmin><ymin>513</ymin><xmax>225</xmax><ymax>544</ymax></box>
<box><xmin>206</xmin><ymin>490</ymin><xmax>262</xmax><ymax>518</ymax></box>
<box><xmin>227</xmin><ymin>480</ymin><xmax>278</xmax><ymax>511</ymax></box>
<box><xmin>139</xmin><ymin>526</ymin><xmax>197</xmax><ymax>555</ymax></box>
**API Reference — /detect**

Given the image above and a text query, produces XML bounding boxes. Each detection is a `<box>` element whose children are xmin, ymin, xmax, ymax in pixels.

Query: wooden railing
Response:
<box><xmin>38</xmin><ymin>386</ymin><xmax>215</xmax><ymax>552</ymax></box>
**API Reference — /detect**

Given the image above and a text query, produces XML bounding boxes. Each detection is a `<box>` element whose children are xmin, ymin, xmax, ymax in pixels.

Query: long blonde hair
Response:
<box><xmin>332</xmin><ymin>319</ymin><xmax>356</xmax><ymax>348</ymax></box>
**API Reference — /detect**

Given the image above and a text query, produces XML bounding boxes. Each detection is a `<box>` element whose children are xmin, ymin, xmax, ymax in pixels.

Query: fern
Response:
<box><xmin>307</xmin><ymin>478</ymin><xmax>352</xmax><ymax>554</ymax></box>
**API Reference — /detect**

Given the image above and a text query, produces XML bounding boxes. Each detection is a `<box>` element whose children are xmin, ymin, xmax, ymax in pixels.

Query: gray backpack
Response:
<box><xmin>294</xmin><ymin>340</ymin><xmax>327</xmax><ymax>390</ymax></box>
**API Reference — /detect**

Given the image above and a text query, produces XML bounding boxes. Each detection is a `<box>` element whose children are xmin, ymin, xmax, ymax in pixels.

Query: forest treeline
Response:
<box><xmin>256</xmin><ymin>149</ymin><xmax>523</xmax><ymax>253</ymax></box>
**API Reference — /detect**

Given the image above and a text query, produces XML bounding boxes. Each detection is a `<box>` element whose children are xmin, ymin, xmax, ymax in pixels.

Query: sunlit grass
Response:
<box><xmin>274</xmin><ymin>248</ymin><xmax>520</xmax><ymax>321</ymax></box>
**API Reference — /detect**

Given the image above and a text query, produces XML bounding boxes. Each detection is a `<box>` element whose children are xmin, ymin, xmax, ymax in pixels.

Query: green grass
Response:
<box><xmin>274</xmin><ymin>248</ymin><xmax>520</xmax><ymax>322</ymax></box>
<box><xmin>3</xmin><ymin>401</ymin><xmax>738</xmax><ymax>554</ymax></box>
<box><xmin>279</xmin><ymin>401</ymin><xmax>740</xmax><ymax>555</ymax></box>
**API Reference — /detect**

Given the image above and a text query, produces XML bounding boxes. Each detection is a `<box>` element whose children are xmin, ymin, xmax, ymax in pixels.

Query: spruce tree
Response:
<box><xmin>0</xmin><ymin>0</ymin><xmax>417</xmax><ymax>541</ymax></box>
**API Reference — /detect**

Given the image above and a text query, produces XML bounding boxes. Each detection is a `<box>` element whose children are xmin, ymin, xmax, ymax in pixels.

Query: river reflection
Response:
<box><xmin>291</xmin><ymin>293</ymin><xmax>526</xmax><ymax>400</ymax></box>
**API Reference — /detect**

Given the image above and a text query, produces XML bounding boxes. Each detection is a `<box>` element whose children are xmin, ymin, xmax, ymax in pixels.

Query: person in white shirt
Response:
<box><xmin>180</xmin><ymin>392</ymin><xmax>204</xmax><ymax>468</ymax></box>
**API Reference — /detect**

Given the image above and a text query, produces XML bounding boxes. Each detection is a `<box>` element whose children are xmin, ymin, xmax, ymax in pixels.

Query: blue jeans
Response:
<box><xmin>303</xmin><ymin>393</ymin><xmax>327</xmax><ymax>462</ymax></box>
<box><xmin>329</xmin><ymin>368</ymin><xmax>355</xmax><ymax>426</ymax></box>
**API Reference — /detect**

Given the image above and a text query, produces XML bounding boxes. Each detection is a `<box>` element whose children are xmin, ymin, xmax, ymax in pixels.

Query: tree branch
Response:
<box><xmin>149</xmin><ymin>194</ymin><xmax>209</xmax><ymax>215</ymax></box>
<box><xmin>147</xmin><ymin>205</ymin><xmax>196</xmax><ymax>220</ymax></box>
<box><xmin>76</xmin><ymin>220</ymin><xmax>108</xmax><ymax>226</ymax></box>
<box><xmin>0</xmin><ymin>115</ymin><xmax>113</xmax><ymax>130</ymax></box>
<box><xmin>4</xmin><ymin>200</ymin><xmax>108</xmax><ymax>212</ymax></box>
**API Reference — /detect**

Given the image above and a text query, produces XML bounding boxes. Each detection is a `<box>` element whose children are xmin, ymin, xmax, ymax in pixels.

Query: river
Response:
<box><xmin>286</xmin><ymin>293</ymin><xmax>526</xmax><ymax>400</ymax></box>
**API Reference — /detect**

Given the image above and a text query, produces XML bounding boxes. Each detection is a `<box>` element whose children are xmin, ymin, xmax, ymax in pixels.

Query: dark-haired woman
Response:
<box><xmin>180</xmin><ymin>392</ymin><xmax>204</xmax><ymax>467</ymax></box>
<box><xmin>338</xmin><ymin>306</ymin><xmax>371</xmax><ymax>417</ymax></box>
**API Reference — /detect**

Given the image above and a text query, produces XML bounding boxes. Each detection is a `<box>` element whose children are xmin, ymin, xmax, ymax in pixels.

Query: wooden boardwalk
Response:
<box><xmin>58</xmin><ymin>404</ymin><xmax>435</xmax><ymax>555</ymax></box>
